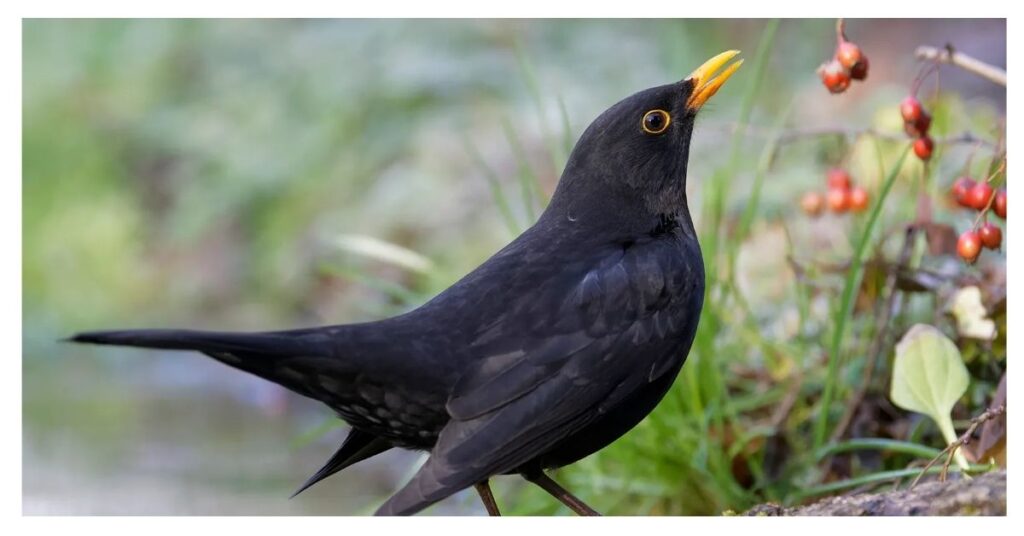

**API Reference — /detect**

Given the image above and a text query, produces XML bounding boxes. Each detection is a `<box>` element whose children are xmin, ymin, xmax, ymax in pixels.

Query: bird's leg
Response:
<box><xmin>474</xmin><ymin>480</ymin><xmax>501</xmax><ymax>516</ymax></box>
<box><xmin>523</xmin><ymin>472</ymin><xmax>601</xmax><ymax>516</ymax></box>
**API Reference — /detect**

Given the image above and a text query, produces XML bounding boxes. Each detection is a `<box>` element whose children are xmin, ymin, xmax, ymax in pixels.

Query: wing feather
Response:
<box><xmin>377</xmin><ymin>234</ymin><xmax>700</xmax><ymax>515</ymax></box>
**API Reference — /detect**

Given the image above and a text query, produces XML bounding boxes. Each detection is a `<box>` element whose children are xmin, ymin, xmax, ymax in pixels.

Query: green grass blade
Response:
<box><xmin>513</xmin><ymin>43</ymin><xmax>566</xmax><ymax>173</ymax></box>
<box><xmin>500</xmin><ymin>117</ymin><xmax>542</xmax><ymax>223</ymax></box>
<box><xmin>462</xmin><ymin>134</ymin><xmax>521</xmax><ymax>236</ymax></box>
<box><xmin>813</xmin><ymin>146</ymin><xmax>911</xmax><ymax>450</ymax></box>
<box><xmin>734</xmin><ymin>104</ymin><xmax>790</xmax><ymax>245</ymax></box>
<box><xmin>726</xmin><ymin>99</ymin><xmax>791</xmax><ymax>283</ymax></box>
<box><xmin>728</xmin><ymin>19</ymin><xmax>778</xmax><ymax>164</ymax></box>
<box><xmin>556</xmin><ymin>93</ymin><xmax>574</xmax><ymax>168</ymax></box>
<box><xmin>319</xmin><ymin>263</ymin><xmax>426</xmax><ymax>307</ymax></box>
<box><xmin>701</xmin><ymin>18</ymin><xmax>778</xmax><ymax>286</ymax></box>
<box><xmin>815</xmin><ymin>438</ymin><xmax>943</xmax><ymax>461</ymax></box>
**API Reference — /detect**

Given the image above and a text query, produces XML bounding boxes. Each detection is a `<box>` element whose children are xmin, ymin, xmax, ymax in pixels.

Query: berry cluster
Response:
<box><xmin>818</xmin><ymin>21</ymin><xmax>869</xmax><ymax>94</ymax></box>
<box><xmin>951</xmin><ymin>173</ymin><xmax>1006</xmax><ymax>263</ymax></box>
<box><xmin>901</xmin><ymin>96</ymin><xmax>934</xmax><ymax>161</ymax></box>
<box><xmin>802</xmin><ymin>168</ymin><xmax>870</xmax><ymax>217</ymax></box>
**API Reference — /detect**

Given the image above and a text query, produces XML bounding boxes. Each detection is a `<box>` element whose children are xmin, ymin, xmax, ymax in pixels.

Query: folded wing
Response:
<box><xmin>376</xmin><ymin>234</ymin><xmax>701</xmax><ymax>515</ymax></box>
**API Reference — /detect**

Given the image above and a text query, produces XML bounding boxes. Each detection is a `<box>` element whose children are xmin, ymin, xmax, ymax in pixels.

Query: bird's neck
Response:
<box><xmin>542</xmin><ymin>151</ymin><xmax>694</xmax><ymax>240</ymax></box>
<box><xmin>540</xmin><ymin>187</ymin><xmax>695</xmax><ymax>244</ymax></box>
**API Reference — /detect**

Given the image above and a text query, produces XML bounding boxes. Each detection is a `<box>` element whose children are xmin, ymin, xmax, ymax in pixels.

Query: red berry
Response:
<box><xmin>849</xmin><ymin>186</ymin><xmax>870</xmax><ymax>212</ymax></box>
<box><xmin>967</xmin><ymin>181</ymin><xmax>994</xmax><ymax>211</ymax></box>
<box><xmin>850</xmin><ymin>56</ymin><xmax>869</xmax><ymax>80</ymax></box>
<box><xmin>957</xmin><ymin>230</ymin><xmax>982</xmax><ymax>263</ymax></box>
<box><xmin>901</xmin><ymin>96</ymin><xmax>923</xmax><ymax>123</ymax></box>
<box><xmin>904</xmin><ymin>112</ymin><xmax>932</xmax><ymax>138</ymax></box>
<box><xmin>836</xmin><ymin>41</ymin><xmax>863</xmax><ymax>70</ymax></box>
<box><xmin>913</xmin><ymin>136</ymin><xmax>934</xmax><ymax>161</ymax></box>
<box><xmin>994</xmin><ymin>189</ymin><xmax>1007</xmax><ymax>219</ymax></box>
<box><xmin>819</xmin><ymin>60</ymin><xmax>851</xmax><ymax>94</ymax></box>
<box><xmin>801</xmin><ymin>191</ymin><xmax>825</xmax><ymax>217</ymax></box>
<box><xmin>827</xmin><ymin>168</ymin><xmax>852</xmax><ymax>190</ymax></box>
<box><xmin>951</xmin><ymin>177</ymin><xmax>977</xmax><ymax>208</ymax></box>
<box><xmin>827</xmin><ymin>187</ymin><xmax>851</xmax><ymax>213</ymax></box>
<box><xmin>978</xmin><ymin>222</ymin><xmax>1002</xmax><ymax>250</ymax></box>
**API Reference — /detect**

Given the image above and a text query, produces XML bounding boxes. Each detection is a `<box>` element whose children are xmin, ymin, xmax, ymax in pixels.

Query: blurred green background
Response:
<box><xmin>23</xmin><ymin>19</ymin><xmax>1005</xmax><ymax>515</ymax></box>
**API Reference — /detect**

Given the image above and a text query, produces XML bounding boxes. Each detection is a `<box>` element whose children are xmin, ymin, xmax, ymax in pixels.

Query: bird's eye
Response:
<box><xmin>641</xmin><ymin>109</ymin><xmax>671</xmax><ymax>135</ymax></box>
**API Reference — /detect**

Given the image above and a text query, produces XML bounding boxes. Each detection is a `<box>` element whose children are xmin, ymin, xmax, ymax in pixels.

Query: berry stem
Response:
<box><xmin>960</xmin><ymin>140</ymin><xmax>982</xmax><ymax>177</ymax></box>
<box><xmin>910</xmin><ymin>61</ymin><xmax>940</xmax><ymax>98</ymax></box>
<box><xmin>836</xmin><ymin>18</ymin><xmax>848</xmax><ymax>44</ymax></box>
<box><xmin>931</xmin><ymin>60</ymin><xmax>943</xmax><ymax>103</ymax></box>
<box><xmin>970</xmin><ymin>160</ymin><xmax>1007</xmax><ymax>229</ymax></box>
<box><xmin>987</xmin><ymin>127</ymin><xmax>1006</xmax><ymax>176</ymax></box>
<box><xmin>984</xmin><ymin>159</ymin><xmax>1007</xmax><ymax>184</ymax></box>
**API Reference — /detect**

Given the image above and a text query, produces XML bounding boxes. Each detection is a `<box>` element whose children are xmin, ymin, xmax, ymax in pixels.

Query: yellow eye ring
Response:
<box><xmin>641</xmin><ymin>109</ymin><xmax>671</xmax><ymax>135</ymax></box>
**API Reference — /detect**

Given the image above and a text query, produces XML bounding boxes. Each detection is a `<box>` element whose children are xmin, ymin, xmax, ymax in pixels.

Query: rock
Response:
<box><xmin>743</xmin><ymin>470</ymin><xmax>1005</xmax><ymax>516</ymax></box>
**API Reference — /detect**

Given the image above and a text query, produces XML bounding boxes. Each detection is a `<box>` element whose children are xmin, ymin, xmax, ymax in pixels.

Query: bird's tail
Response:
<box><xmin>68</xmin><ymin>328</ymin><xmax>339</xmax><ymax>401</ymax></box>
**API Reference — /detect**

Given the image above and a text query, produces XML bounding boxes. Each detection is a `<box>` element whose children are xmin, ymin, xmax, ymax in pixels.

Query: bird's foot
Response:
<box><xmin>474</xmin><ymin>480</ymin><xmax>501</xmax><ymax>516</ymax></box>
<box><xmin>523</xmin><ymin>471</ymin><xmax>601</xmax><ymax>516</ymax></box>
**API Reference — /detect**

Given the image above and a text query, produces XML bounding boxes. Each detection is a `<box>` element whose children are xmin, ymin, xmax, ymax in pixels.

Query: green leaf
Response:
<box><xmin>890</xmin><ymin>324</ymin><xmax>970</xmax><ymax>469</ymax></box>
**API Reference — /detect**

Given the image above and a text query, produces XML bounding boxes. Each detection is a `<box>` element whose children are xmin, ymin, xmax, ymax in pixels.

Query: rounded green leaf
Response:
<box><xmin>890</xmin><ymin>324</ymin><xmax>969</xmax><ymax>452</ymax></box>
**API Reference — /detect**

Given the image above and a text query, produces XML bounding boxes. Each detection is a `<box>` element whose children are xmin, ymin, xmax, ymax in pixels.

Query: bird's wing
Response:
<box><xmin>376</xmin><ymin>234</ymin><xmax>702</xmax><ymax>515</ymax></box>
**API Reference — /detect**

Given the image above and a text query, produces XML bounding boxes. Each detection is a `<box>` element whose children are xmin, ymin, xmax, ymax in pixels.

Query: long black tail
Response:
<box><xmin>69</xmin><ymin>327</ymin><xmax>400</xmax><ymax>493</ymax></box>
<box><xmin>69</xmin><ymin>328</ymin><xmax>330</xmax><ymax>354</ymax></box>
<box><xmin>69</xmin><ymin>328</ymin><xmax>338</xmax><ymax>401</ymax></box>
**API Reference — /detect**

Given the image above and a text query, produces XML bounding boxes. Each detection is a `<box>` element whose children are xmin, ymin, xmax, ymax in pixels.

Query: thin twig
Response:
<box><xmin>777</xmin><ymin>127</ymin><xmax>991</xmax><ymax>148</ymax></box>
<box><xmin>713</xmin><ymin>122</ymin><xmax>998</xmax><ymax>149</ymax></box>
<box><xmin>910</xmin><ymin>404</ymin><xmax>1006</xmax><ymax>489</ymax></box>
<box><xmin>787</xmin><ymin>220</ymin><xmax>922</xmax><ymax>279</ymax></box>
<box><xmin>915</xmin><ymin>45</ymin><xmax>1006</xmax><ymax>87</ymax></box>
<box><xmin>770</xmin><ymin>373</ymin><xmax>804</xmax><ymax>431</ymax></box>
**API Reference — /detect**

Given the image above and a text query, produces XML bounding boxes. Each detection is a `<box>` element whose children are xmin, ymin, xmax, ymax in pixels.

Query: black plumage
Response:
<box><xmin>70</xmin><ymin>51</ymin><xmax>743</xmax><ymax>516</ymax></box>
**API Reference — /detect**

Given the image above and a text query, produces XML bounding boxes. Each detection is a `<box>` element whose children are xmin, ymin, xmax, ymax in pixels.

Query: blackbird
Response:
<box><xmin>70</xmin><ymin>50</ymin><xmax>743</xmax><ymax>516</ymax></box>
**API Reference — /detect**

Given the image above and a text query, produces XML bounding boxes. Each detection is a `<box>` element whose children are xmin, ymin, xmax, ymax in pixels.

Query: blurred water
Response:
<box><xmin>23</xmin><ymin>349</ymin><xmax>476</xmax><ymax>515</ymax></box>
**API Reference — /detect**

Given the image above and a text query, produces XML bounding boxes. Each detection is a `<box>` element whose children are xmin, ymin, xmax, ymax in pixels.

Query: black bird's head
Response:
<box><xmin>545</xmin><ymin>51</ymin><xmax>743</xmax><ymax>232</ymax></box>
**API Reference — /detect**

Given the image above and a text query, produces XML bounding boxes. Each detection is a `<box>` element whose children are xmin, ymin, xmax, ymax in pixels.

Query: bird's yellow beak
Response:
<box><xmin>685</xmin><ymin>50</ymin><xmax>744</xmax><ymax>110</ymax></box>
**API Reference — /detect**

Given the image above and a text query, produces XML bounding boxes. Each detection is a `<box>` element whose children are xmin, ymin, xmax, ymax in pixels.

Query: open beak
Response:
<box><xmin>685</xmin><ymin>50</ymin><xmax>744</xmax><ymax>110</ymax></box>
